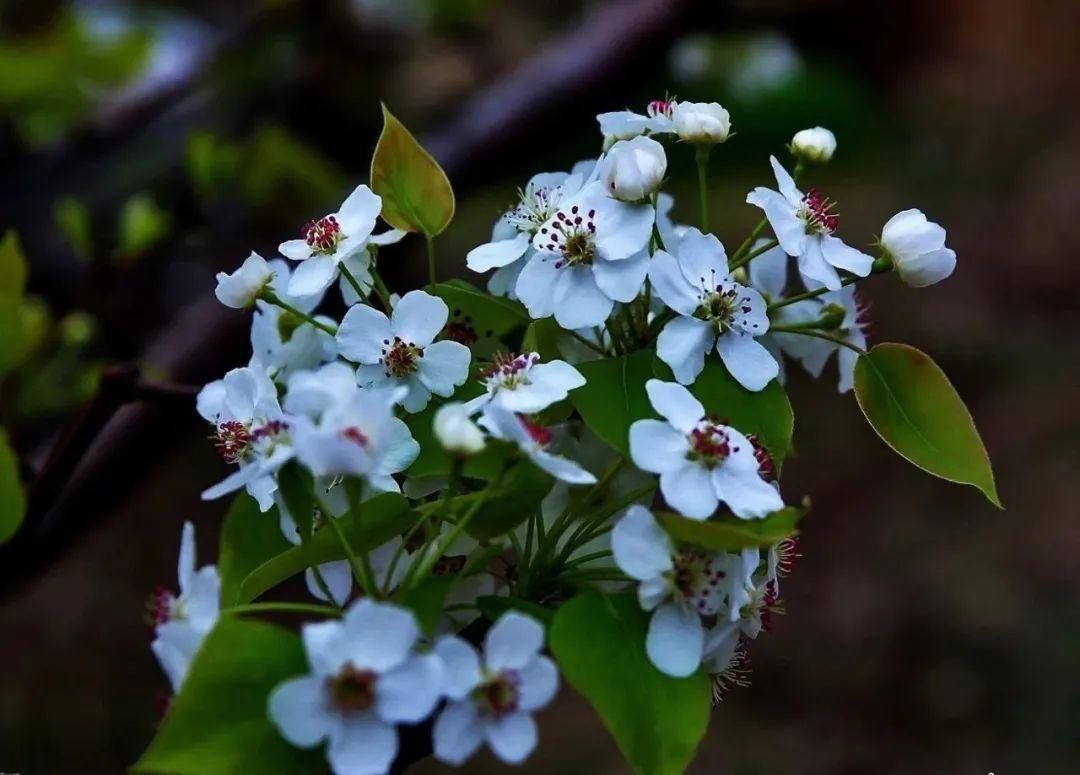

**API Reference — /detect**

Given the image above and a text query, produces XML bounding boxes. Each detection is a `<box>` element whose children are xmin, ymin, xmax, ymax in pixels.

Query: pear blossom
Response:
<box><xmin>784</xmin><ymin>284</ymin><xmax>869</xmax><ymax>392</ymax></box>
<box><xmin>283</xmin><ymin>361</ymin><xmax>360</xmax><ymax>419</ymax></box>
<box><xmin>250</xmin><ymin>259</ymin><xmax>337</xmax><ymax>381</ymax></box>
<box><xmin>464</xmin><ymin>352</ymin><xmax>585</xmax><ymax>415</ymax></box>
<box><xmin>596</xmin><ymin>99</ymin><xmax>675</xmax><ymax>142</ymax></box>
<box><xmin>671</xmin><ymin>101</ymin><xmax>731</xmax><ymax>144</ymax></box>
<box><xmin>336</xmin><ymin>291</ymin><xmax>471</xmax><ymax>413</ymax></box>
<box><xmin>479</xmin><ymin>406</ymin><xmax>596</xmax><ymax>485</ymax></box>
<box><xmin>467</xmin><ymin>166</ymin><xmax>590</xmax><ymax>299</ymax></box>
<box><xmin>516</xmin><ymin>182</ymin><xmax>653</xmax><ymax>329</ymax></box>
<box><xmin>611</xmin><ymin>505</ymin><xmax>729</xmax><ymax>677</ymax></box>
<box><xmin>600</xmin><ymin>136</ymin><xmax>667</xmax><ymax>202</ymax></box>
<box><xmin>747</xmin><ymin>156</ymin><xmax>873</xmax><ymax>291</ymax></box>
<box><xmin>149</xmin><ymin>522</ymin><xmax>220</xmax><ymax>692</ymax></box>
<box><xmin>789</xmin><ymin>126</ymin><xmax>836</xmax><ymax>164</ymax></box>
<box><xmin>881</xmin><ymin>208</ymin><xmax>957</xmax><ymax>287</ymax></box>
<box><xmin>215</xmin><ymin>251</ymin><xmax>273</xmax><ymax>309</ymax></box>
<box><xmin>649</xmin><ymin>227</ymin><xmax>778</xmax><ymax>390</ymax></box>
<box><xmin>432</xmin><ymin>613</ymin><xmax>558</xmax><ymax>766</ymax></box>
<box><xmin>268</xmin><ymin>600</ymin><xmax>442</xmax><ymax>775</ymax></box>
<box><xmin>629</xmin><ymin>380</ymin><xmax>783</xmax><ymax>519</ymax></box>
<box><xmin>279</xmin><ymin>184</ymin><xmax>404</xmax><ymax>297</ymax></box>
<box><xmin>434</xmin><ymin>402</ymin><xmax>486</xmax><ymax>455</ymax></box>
<box><xmin>197</xmin><ymin>366</ymin><xmax>293</xmax><ymax>511</ymax></box>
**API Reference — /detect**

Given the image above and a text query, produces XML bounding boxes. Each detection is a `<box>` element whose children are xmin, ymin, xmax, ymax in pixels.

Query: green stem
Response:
<box><xmin>729</xmin><ymin>217</ymin><xmax>769</xmax><ymax>266</ymax></box>
<box><xmin>769</xmin><ymin>327</ymin><xmax>866</xmax><ymax>356</ymax></box>
<box><xmin>566</xmin><ymin>327</ymin><xmax>609</xmax><ymax>356</ymax></box>
<box><xmin>370</xmin><ymin>267</ymin><xmax>393</xmax><ymax>310</ymax></box>
<box><xmin>318</xmin><ymin>493</ymin><xmax>378</xmax><ymax>598</ymax></box>
<box><xmin>768</xmin><ymin>276</ymin><xmax>859</xmax><ymax>310</ymax></box>
<box><xmin>226</xmin><ymin>602</ymin><xmax>342</xmax><ymax>618</ymax></box>
<box><xmin>729</xmin><ymin>238</ymin><xmax>778</xmax><ymax>272</ymax></box>
<box><xmin>261</xmin><ymin>291</ymin><xmax>336</xmax><ymax>336</ymax></box>
<box><xmin>338</xmin><ymin>262</ymin><xmax>369</xmax><ymax>302</ymax></box>
<box><xmin>695</xmin><ymin>145</ymin><xmax>711</xmax><ymax>231</ymax></box>
<box><xmin>425</xmin><ymin>234</ymin><xmax>437</xmax><ymax>286</ymax></box>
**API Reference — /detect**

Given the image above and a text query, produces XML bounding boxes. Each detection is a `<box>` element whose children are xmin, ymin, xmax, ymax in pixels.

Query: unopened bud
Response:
<box><xmin>434</xmin><ymin>403</ymin><xmax>485</xmax><ymax>455</ymax></box>
<box><xmin>789</xmin><ymin>127</ymin><xmax>836</xmax><ymax>164</ymax></box>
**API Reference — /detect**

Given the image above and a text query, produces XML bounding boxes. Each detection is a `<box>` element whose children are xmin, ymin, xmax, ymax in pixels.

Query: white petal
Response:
<box><xmin>747</xmin><ymin>188</ymin><xmax>806</xmax><ymax>259</ymax></box>
<box><xmin>820</xmin><ymin>235</ymin><xmax>873</xmax><ymax>277</ymax></box>
<box><xmin>675</xmin><ymin>227</ymin><xmax>728</xmax><ymax>284</ymax></box>
<box><xmin>629</xmin><ymin>419</ymin><xmax>690</xmax><ymax>474</ymax></box>
<box><xmin>377</xmin><ymin>653</ymin><xmax>443</xmax><ymax>723</ymax></box>
<box><xmin>881</xmin><ymin>208</ymin><xmax>945</xmax><ymax>257</ymax></box>
<box><xmin>301</xmin><ymin>619</ymin><xmax>348</xmax><ymax>677</ymax></box>
<box><xmin>485</xmin><ymin>712</ymin><xmax>538</xmax><ymax>765</ymax></box>
<box><xmin>287</xmin><ymin>256</ymin><xmax>338</xmax><ymax>297</ymax></box>
<box><xmin>434</xmin><ymin>636</ymin><xmax>482</xmax><ymax>700</ymax></box>
<box><xmin>327</xmin><ymin>715</ymin><xmax>398</xmax><ymax>775</ymax></box>
<box><xmin>797</xmin><ymin>238</ymin><xmax>841</xmax><ymax>290</ymax></box>
<box><xmin>747</xmin><ymin>241</ymin><xmax>788</xmax><ymax>299</ymax></box>
<box><xmin>467</xmin><ymin>233</ymin><xmax>531</xmax><ymax>272</ymax></box>
<box><xmin>648</xmin><ymin>249</ymin><xmax>699</xmax><ymax>315</ymax></box>
<box><xmin>369</xmin><ymin>228</ymin><xmax>406</xmax><ymax>246</ymax></box>
<box><xmin>657</xmin><ymin>316</ymin><xmax>713</xmax><ymax>385</ymax></box>
<box><xmin>341</xmin><ymin>600</ymin><xmax>418</xmax><ymax>672</ymax></box>
<box><xmin>593</xmin><ymin>248</ymin><xmax>649</xmax><ymax>303</ymax></box>
<box><xmin>267</xmin><ymin>675</ymin><xmax>336</xmax><ymax>747</ymax></box>
<box><xmin>433</xmin><ymin>701</ymin><xmax>485</xmax><ymax>766</ymax></box>
<box><xmin>896</xmin><ymin>247</ymin><xmax>956</xmax><ymax>287</ymax></box>
<box><xmin>417</xmin><ymin>340</ymin><xmax>471</xmax><ymax>396</ymax></box>
<box><xmin>638</xmin><ymin>575</ymin><xmax>670</xmax><ymax>611</ymax></box>
<box><xmin>400</xmin><ymin>378</ymin><xmax>432</xmax><ymax>413</ymax></box>
<box><xmin>279</xmin><ymin>239</ymin><xmax>312</xmax><ymax>261</ymax></box>
<box><xmin>660</xmin><ymin>463</ymin><xmax>718</xmax><ymax>519</ymax></box>
<box><xmin>592</xmin><ymin>193</ymin><xmax>653</xmax><ymax>261</ymax></box>
<box><xmin>177</xmin><ymin>521</ymin><xmax>196</xmax><ymax>591</ymax></box>
<box><xmin>552</xmin><ymin>268</ymin><xmax>613</xmax><ymax>329</ymax></box>
<box><xmin>611</xmin><ymin>505</ymin><xmax>673</xmax><ymax>580</ymax></box>
<box><xmin>336</xmin><ymin>305</ymin><xmax>393</xmax><ymax>364</ymax></box>
<box><xmin>712</xmin><ymin>448</ymin><xmax>784</xmax><ymax>518</ymax></box>
<box><xmin>768</xmin><ymin>155</ymin><xmax>801</xmax><ymax>204</ymax></box>
<box><xmin>517</xmin><ymin>656</ymin><xmax>559</xmax><ymax>711</ymax></box>
<box><xmin>305</xmin><ymin>561</ymin><xmax>352</xmax><ymax>606</ymax></box>
<box><xmin>484</xmin><ymin>611</ymin><xmax>544</xmax><ymax>672</ymax></box>
<box><xmin>337</xmin><ymin>251</ymin><xmax>374</xmax><ymax>306</ymax></box>
<box><xmin>392</xmin><ymin>290</ymin><xmax>449</xmax><ymax>346</ymax></box>
<box><xmin>515</xmin><ymin>254</ymin><xmax>560</xmax><ymax>319</ymax></box>
<box><xmin>644</xmin><ymin>379</ymin><xmax>704</xmax><ymax>433</ymax></box>
<box><xmin>335</xmin><ymin>184</ymin><xmax>381</xmax><ymax>239</ymax></box>
<box><xmin>195</xmin><ymin>379</ymin><xmax>227</xmax><ymax>423</ymax></box>
<box><xmin>646</xmin><ymin>603</ymin><xmax>704</xmax><ymax>678</ymax></box>
<box><xmin>488</xmin><ymin>257</ymin><xmax>527</xmax><ymax>299</ymax></box>
<box><xmin>532</xmin><ymin>449</ymin><xmax>597</xmax><ymax>485</ymax></box>
<box><xmin>716</xmin><ymin>331</ymin><xmax>779</xmax><ymax>392</ymax></box>
<box><xmin>374</xmin><ymin>417</ymin><xmax>420</xmax><ymax>475</ymax></box>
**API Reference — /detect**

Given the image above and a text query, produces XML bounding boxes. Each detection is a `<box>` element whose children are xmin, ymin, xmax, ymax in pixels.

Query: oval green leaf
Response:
<box><xmin>428</xmin><ymin>278</ymin><xmax>529</xmax><ymax>339</ymax></box>
<box><xmin>0</xmin><ymin>429</ymin><xmax>26</xmax><ymax>544</ymax></box>
<box><xmin>217</xmin><ymin>495</ymin><xmax>292</xmax><ymax>607</ymax></box>
<box><xmin>370</xmin><ymin>104</ymin><xmax>455</xmax><ymax>237</ymax></box>
<box><xmin>549</xmin><ymin>592</ymin><xmax>711</xmax><ymax>775</ymax></box>
<box><xmin>570</xmin><ymin>349</ymin><xmax>656</xmax><ymax>458</ymax></box>
<box><xmin>853</xmin><ymin>342</ymin><xmax>1000</xmax><ymax>507</ymax></box>
<box><xmin>656</xmin><ymin>502</ymin><xmax>807</xmax><ymax>552</ymax></box>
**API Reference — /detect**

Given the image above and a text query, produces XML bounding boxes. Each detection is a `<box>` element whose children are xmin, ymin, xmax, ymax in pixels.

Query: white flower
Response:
<box><xmin>464</xmin><ymin>352</ymin><xmax>585</xmax><ymax>415</ymax></box>
<box><xmin>215</xmin><ymin>252</ymin><xmax>272</xmax><ymax>309</ymax></box>
<box><xmin>600</xmin><ymin>136</ymin><xmax>667</xmax><ymax>202</ymax></box>
<box><xmin>434</xmin><ymin>402</ymin><xmax>486</xmax><ymax>455</ymax></box>
<box><xmin>629</xmin><ymin>380</ymin><xmax>783</xmax><ymax>519</ymax></box>
<box><xmin>432</xmin><ymin>613</ymin><xmax>558</xmax><ymax>766</ymax></box>
<box><xmin>466</xmin><ymin>166</ymin><xmax>589</xmax><ymax>299</ymax></box>
<box><xmin>283</xmin><ymin>361</ymin><xmax>361</xmax><ymax>419</ymax></box>
<box><xmin>516</xmin><ymin>182</ymin><xmax>653</xmax><ymax>329</ymax></box>
<box><xmin>197</xmin><ymin>366</ymin><xmax>293</xmax><ymax>511</ymax></box>
<box><xmin>479</xmin><ymin>406</ymin><xmax>596</xmax><ymax>485</ymax></box>
<box><xmin>596</xmin><ymin>99</ymin><xmax>675</xmax><ymax>142</ymax></box>
<box><xmin>279</xmin><ymin>184</ymin><xmax>405</xmax><ymax>297</ymax></box>
<box><xmin>292</xmin><ymin>386</ymin><xmax>419</xmax><ymax>486</ymax></box>
<box><xmin>790</xmin><ymin>126</ymin><xmax>836</xmax><ymax>163</ymax></box>
<box><xmin>268</xmin><ymin>600</ymin><xmax>442</xmax><ymax>775</ymax></box>
<box><xmin>746</xmin><ymin>156</ymin><xmax>873</xmax><ymax>291</ymax></box>
<box><xmin>781</xmin><ymin>284</ymin><xmax>868</xmax><ymax>393</ymax></box>
<box><xmin>672</xmin><ymin>101</ymin><xmax>731</xmax><ymax>144</ymax></box>
<box><xmin>250</xmin><ymin>261</ymin><xmax>337</xmax><ymax>381</ymax></box>
<box><xmin>649</xmin><ymin>228</ymin><xmax>778</xmax><ymax>390</ymax></box>
<box><xmin>150</xmin><ymin>522</ymin><xmax>220</xmax><ymax>692</ymax></box>
<box><xmin>336</xmin><ymin>291</ymin><xmax>472</xmax><ymax>413</ymax></box>
<box><xmin>881</xmin><ymin>208</ymin><xmax>957</xmax><ymax>287</ymax></box>
<box><xmin>611</xmin><ymin>505</ymin><xmax>729</xmax><ymax>677</ymax></box>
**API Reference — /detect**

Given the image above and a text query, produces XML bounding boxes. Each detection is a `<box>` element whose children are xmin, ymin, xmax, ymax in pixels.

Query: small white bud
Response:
<box><xmin>790</xmin><ymin>127</ymin><xmax>836</xmax><ymax>163</ymax></box>
<box><xmin>214</xmin><ymin>252</ymin><xmax>272</xmax><ymax>309</ymax></box>
<box><xmin>434</xmin><ymin>402</ymin><xmax>485</xmax><ymax>455</ymax></box>
<box><xmin>880</xmin><ymin>209</ymin><xmax>957</xmax><ymax>287</ymax></box>
<box><xmin>600</xmin><ymin>136</ymin><xmax>667</xmax><ymax>202</ymax></box>
<box><xmin>671</xmin><ymin>101</ymin><xmax>731</xmax><ymax>144</ymax></box>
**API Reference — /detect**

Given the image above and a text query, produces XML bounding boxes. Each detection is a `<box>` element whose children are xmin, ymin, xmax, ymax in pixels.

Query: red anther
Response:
<box><xmin>303</xmin><ymin>215</ymin><xmax>342</xmax><ymax>254</ymax></box>
<box><xmin>802</xmin><ymin>188</ymin><xmax>839</xmax><ymax>233</ymax></box>
<box><xmin>340</xmin><ymin>426</ymin><xmax>369</xmax><ymax>448</ymax></box>
<box><xmin>518</xmin><ymin>416</ymin><xmax>552</xmax><ymax>447</ymax></box>
<box><xmin>213</xmin><ymin>420</ymin><xmax>251</xmax><ymax>464</ymax></box>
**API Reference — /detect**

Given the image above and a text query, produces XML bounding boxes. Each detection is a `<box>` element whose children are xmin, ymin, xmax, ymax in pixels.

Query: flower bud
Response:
<box><xmin>434</xmin><ymin>402</ymin><xmax>485</xmax><ymax>455</ymax></box>
<box><xmin>672</xmin><ymin>101</ymin><xmax>731</xmax><ymax>144</ymax></box>
<box><xmin>880</xmin><ymin>209</ymin><xmax>957</xmax><ymax>287</ymax></box>
<box><xmin>215</xmin><ymin>252</ymin><xmax>272</xmax><ymax>309</ymax></box>
<box><xmin>790</xmin><ymin>127</ymin><xmax>836</xmax><ymax>164</ymax></box>
<box><xmin>601</xmin><ymin>136</ymin><xmax>667</xmax><ymax>201</ymax></box>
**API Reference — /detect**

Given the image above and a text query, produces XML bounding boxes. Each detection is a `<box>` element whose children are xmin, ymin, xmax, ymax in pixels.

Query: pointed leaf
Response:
<box><xmin>217</xmin><ymin>495</ymin><xmax>292</xmax><ymax>607</ymax></box>
<box><xmin>570</xmin><ymin>350</ymin><xmax>656</xmax><ymax>458</ymax></box>
<box><xmin>370</xmin><ymin>104</ymin><xmax>454</xmax><ymax>237</ymax></box>
<box><xmin>853</xmin><ymin>343</ymin><xmax>999</xmax><ymax>506</ymax></box>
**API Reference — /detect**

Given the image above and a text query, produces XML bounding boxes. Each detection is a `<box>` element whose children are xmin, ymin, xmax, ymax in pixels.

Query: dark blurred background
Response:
<box><xmin>1</xmin><ymin>0</ymin><xmax>1078</xmax><ymax>772</ymax></box>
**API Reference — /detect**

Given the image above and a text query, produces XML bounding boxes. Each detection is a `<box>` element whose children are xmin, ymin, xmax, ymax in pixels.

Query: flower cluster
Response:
<box><xmin>144</xmin><ymin>96</ymin><xmax>975</xmax><ymax>775</ymax></box>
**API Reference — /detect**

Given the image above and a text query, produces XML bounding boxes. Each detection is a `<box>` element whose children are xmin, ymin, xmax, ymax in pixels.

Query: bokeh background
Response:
<box><xmin>1</xmin><ymin>0</ymin><xmax>1078</xmax><ymax>772</ymax></box>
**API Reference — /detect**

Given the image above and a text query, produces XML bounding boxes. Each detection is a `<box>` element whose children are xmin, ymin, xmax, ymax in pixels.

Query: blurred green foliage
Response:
<box><xmin>116</xmin><ymin>192</ymin><xmax>172</xmax><ymax>263</ymax></box>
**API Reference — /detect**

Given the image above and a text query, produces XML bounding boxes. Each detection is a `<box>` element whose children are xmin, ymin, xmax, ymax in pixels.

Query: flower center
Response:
<box><xmin>340</xmin><ymin>426</ymin><xmax>369</xmax><ymax>448</ymax></box>
<box><xmin>474</xmin><ymin>671</ymin><xmax>520</xmax><ymax>718</ymax></box>
<box><xmin>799</xmin><ymin>188</ymin><xmax>839</xmax><ymax>234</ymax></box>
<box><xmin>647</xmin><ymin>98</ymin><xmax>673</xmax><ymax>118</ymax></box>
<box><xmin>519</xmin><ymin>416</ymin><xmax>552</xmax><ymax>447</ymax></box>
<box><xmin>671</xmin><ymin>548</ymin><xmax>727</xmax><ymax>614</ymax></box>
<box><xmin>746</xmin><ymin>433</ymin><xmax>775</xmax><ymax>482</ymax></box>
<box><xmin>539</xmin><ymin>205</ymin><xmax>597</xmax><ymax>268</ymax></box>
<box><xmin>380</xmin><ymin>336</ymin><xmax>423</xmax><ymax>378</ymax></box>
<box><xmin>431</xmin><ymin>554</ymin><xmax>467</xmax><ymax>576</ymax></box>
<box><xmin>482</xmin><ymin>352</ymin><xmax>538</xmax><ymax>391</ymax></box>
<box><xmin>687</xmin><ymin>419</ymin><xmax>736</xmax><ymax>466</ymax></box>
<box><xmin>304</xmin><ymin>215</ymin><xmax>344</xmax><ymax>255</ymax></box>
<box><xmin>740</xmin><ymin>580</ymin><xmax>784</xmax><ymax>631</ymax></box>
<box><xmin>327</xmin><ymin>663</ymin><xmax>378</xmax><ymax>714</ymax></box>
<box><xmin>505</xmin><ymin>180</ymin><xmax>566</xmax><ymax>234</ymax></box>
<box><xmin>213</xmin><ymin>420</ymin><xmax>251</xmax><ymax>464</ymax></box>
<box><xmin>144</xmin><ymin>586</ymin><xmax>177</xmax><ymax>626</ymax></box>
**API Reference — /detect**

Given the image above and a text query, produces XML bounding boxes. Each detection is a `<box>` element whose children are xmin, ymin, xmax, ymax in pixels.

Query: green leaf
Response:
<box><xmin>0</xmin><ymin>429</ymin><xmax>26</xmax><ymax>544</ymax></box>
<box><xmin>370</xmin><ymin>104</ymin><xmax>454</xmax><ymax>237</ymax></box>
<box><xmin>0</xmin><ymin>231</ymin><xmax>28</xmax><ymax>376</ymax></box>
<box><xmin>0</xmin><ymin>230</ymin><xmax>28</xmax><ymax>298</ymax></box>
<box><xmin>549</xmin><ymin>592</ymin><xmax>711</xmax><ymax>775</ymax></box>
<box><xmin>853</xmin><ymin>343</ymin><xmax>999</xmax><ymax>506</ymax></box>
<box><xmin>476</xmin><ymin>595</ymin><xmax>554</xmax><ymax>625</ymax></box>
<box><xmin>400</xmin><ymin>575</ymin><xmax>453</xmax><ymax>635</ymax></box>
<box><xmin>217</xmin><ymin>495</ymin><xmax>292</xmax><ymax>608</ymax></box>
<box><xmin>116</xmin><ymin>193</ymin><xmax>171</xmax><ymax>262</ymax></box>
<box><xmin>656</xmin><ymin>502</ymin><xmax>807</xmax><ymax>552</ymax></box>
<box><xmin>570</xmin><ymin>350</ymin><xmax>656</xmax><ymax>458</ymax></box>
<box><xmin>461</xmin><ymin>460</ymin><xmax>553</xmax><ymax>541</ymax></box>
<box><xmin>428</xmin><ymin>279</ymin><xmax>529</xmax><ymax>339</ymax></box>
<box><xmin>237</xmin><ymin>493</ymin><xmax>413</xmax><ymax>603</ymax></box>
<box><xmin>658</xmin><ymin>357</ymin><xmax>794</xmax><ymax>466</ymax></box>
<box><xmin>519</xmin><ymin>318</ymin><xmax>562</xmax><ymax>362</ymax></box>
<box><xmin>276</xmin><ymin>462</ymin><xmax>315</xmax><ymax>538</ymax></box>
<box><xmin>133</xmin><ymin>617</ymin><xmax>323</xmax><ymax>775</ymax></box>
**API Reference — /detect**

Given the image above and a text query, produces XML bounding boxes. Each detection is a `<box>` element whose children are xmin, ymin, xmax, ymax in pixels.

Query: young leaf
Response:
<box><xmin>549</xmin><ymin>592</ymin><xmax>711</xmax><ymax>775</ymax></box>
<box><xmin>116</xmin><ymin>193</ymin><xmax>171</xmax><ymax>262</ymax></box>
<box><xmin>0</xmin><ymin>429</ymin><xmax>26</xmax><ymax>544</ymax></box>
<box><xmin>370</xmin><ymin>104</ymin><xmax>454</xmax><ymax>237</ymax></box>
<box><xmin>217</xmin><ymin>495</ymin><xmax>292</xmax><ymax>607</ymax></box>
<box><xmin>133</xmin><ymin>617</ymin><xmax>323</xmax><ymax>775</ymax></box>
<box><xmin>853</xmin><ymin>343</ymin><xmax>1000</xmax><ymax>506</ymax></box>
<box><xmin>655</xmin><ymin>502</ymin><xmax>807</xmax><ymax>552</ymax></box>
<box><xmin>570</xmin><ymin>350</ymin><xmax>656</xmax><ymax>458</ymax></box>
